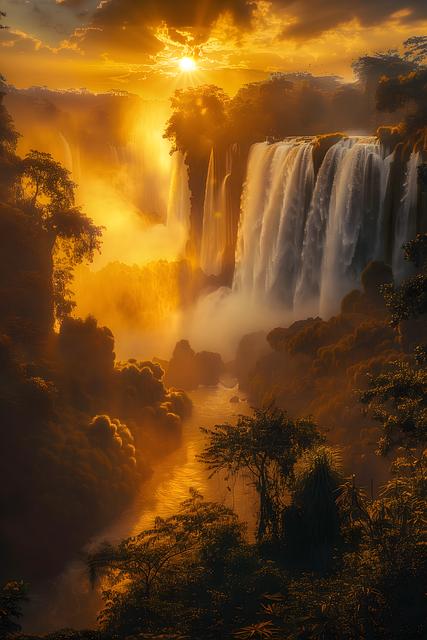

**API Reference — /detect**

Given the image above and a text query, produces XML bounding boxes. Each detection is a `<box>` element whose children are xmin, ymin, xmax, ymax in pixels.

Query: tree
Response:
<box><xmin>337</xmin><ymin>454</ymin><xmax>427</xmax><ymax>639</ymax></box>
<box><xmin>359</xmin><ymin>235</ymin><xmax>427</xmax><ymax>455</ymax></box>
<box><xmin>87</xmin><ymin>489</ymin><xmax>247</xmax><ymax>635</ymax></box>
<box><xmin>0</xmin><ymin>76</ymin><xmax>18</xmax><ymax>153</ymax></box>
<box><xmin>360</xmin><ymin>356</ymin><xmax>427</xmax><ymax>455</ymax></box>
<box><xmin>164</xmin><ymin>85</ymin><xmax>229</xmax><ymax>158</ymax></box>
<box><xmin>382</xmin><ymin>234</ymin><xmax>427</xmax><ymax>326</ymax></box>
<box><xmin>352</xmin><ymin>52</ymin><xmax>417</xmax><ymax>91</ymax></box>
<box><xmin>376</xmin><ymin>68</ymin><xmax>427</xmax><ymax>132</ymax></box>
<box><xmin>0</xmin><ymin>75</ymin><xmax>20</xmax><ymax>201</ymax></box>
<box><xmin>404</xmin><ymin>36</ymin><xmax>427</xmax><ymax>65</ymax></box>
<box><xmin>199</xmin><ymin>406</ymin><xmax>323</xmax><ymax>541</ymax></box>
<box><xmin>15</xmin><ymin>150</ymin><xmax>103</xmax><ymax>322</ymax></box>
<box><xmin>0</xmin><ymin>581</ymin><xmax>27</xmax><ymax>637</ymax></box>
<box><xmin>283</xmin><ymin>447</ymin><xmax>344</xmax><ymax>570</ymax></box>
<box><xmin>227</xmin><ymin>76</ymin><xmax>294</xmax><ymax>146</ymax></box>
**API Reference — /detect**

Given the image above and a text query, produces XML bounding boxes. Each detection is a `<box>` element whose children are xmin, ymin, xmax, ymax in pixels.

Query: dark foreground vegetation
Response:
<box><xmin>2</xmin><ymin>228</ymin><xmax>426</xmax><ymax>638</ymax></box>
<box><xmin>3</xmin><ymin>231</ymin><xmax>425</xmax><ymax>640</ymax></box>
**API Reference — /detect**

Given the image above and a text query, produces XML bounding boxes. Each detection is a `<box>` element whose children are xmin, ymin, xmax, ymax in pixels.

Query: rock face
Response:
<box><xmin>234</xmin><ymin>331</ymin><xmax>272</xmax><ymax>391</ymax></box>
<box><xmin>165</xmin><ymin>339</ymin><xmax>224</xmax><ymax>390</ymax></box>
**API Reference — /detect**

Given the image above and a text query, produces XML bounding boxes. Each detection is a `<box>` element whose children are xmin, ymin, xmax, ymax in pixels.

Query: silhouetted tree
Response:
<box><xmin>377</xmin><ymin>69</ymin><xmax>427</xmax><ymax>132</ymax></box>
<box><xmin>14</xmin><ymin>150</ymin><xmax>103</xmax><ymax>322</ymax></box>
<box><xmin>199</xmin><ymin>406</ymin><xmax>323</xmax><ymax>541</ymax></box>
<box><xmin>0</xmin><ymin>581</ymin><xmax>27</xmax><ymax>636</ymax></box>
<box><xmin>283</xmin><ymin>447</ymin><xmax>344</xmax><ymax>570</ymax></box>
<box><xmin>352</xmin><ymin>52</ymin><xmax>417</xmax><ymax>93</ymax></box>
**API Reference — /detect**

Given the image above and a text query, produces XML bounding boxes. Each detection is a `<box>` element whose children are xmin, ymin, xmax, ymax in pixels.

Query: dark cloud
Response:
<box><xmin>276</xmin><ymin>0</ymin><xmax>427</xmax><ymax>38</ymax></box>
<box><xmin>91</xmin><ymin>0</ymin><xmax>253</xmax><ymax>29</ymax></box>
<box><xmin>72</xmin><ymin>0</ymin><xmax>254</xmax><ymax>58</ymax></box>
<box><xmin>57</xmin><ymin>0</ymin><xmax>89</xmax><ymax>6</ymax></box>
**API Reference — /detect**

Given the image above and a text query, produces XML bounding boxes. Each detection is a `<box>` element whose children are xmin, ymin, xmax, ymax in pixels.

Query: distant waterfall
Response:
<box><xmin>167</xmin><ymin>152</ymin><xmax>191</xmax><ymax>232</ymax></box>
<box><xmin>200</xmin><ymin>149</ymin><xmax>229</xmax><ymax>276</ymax></box>
<box><xmin>229</xmin><ymin>137</ymin><xmax>421</xmax><ymax>318</ymax></box>
<box><xmin>392</xmin><ymin>151</ymin><xmax>420</xmax><ymax>280</ymax></box>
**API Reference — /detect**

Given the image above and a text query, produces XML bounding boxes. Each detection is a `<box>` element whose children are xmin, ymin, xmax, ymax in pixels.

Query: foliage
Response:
<box><xmin>232</xmin><ymin>456</ymin><xmax>426</xmax><ymax>640</ymax></box>
<box><xmin>199</xmin><ymin>406</ymin><xmax>323</xmax><ymax>541</ymax></box>
<box><xmin>359</xmin><ymin>357</ymin><xmax>427</xmax><ymax>454</ymax></box>
<box><xmin>234</xmin><ymin>619</ymin><xmax>280</xmax><ymax>639</ymax></box>
<box><xmin>283</xmin><ymin>447</ymin><xmax>344</xmax><ymax>570</ymax></box>
<box><xmin>0</xmin><ymin>78</ymin><xmax>18</xmax><ymax>153</ymax></box>
<box><xmin>12</xmin><ymin>149</ymin><xmax>103</xmax><ymax>322</ymax></box>
<box><xmin>352</xmin><ymin>52</ymin><xmax>417</xmax><ymax>87</ymax></box>
<box><xmin>377</xmin><ymin>68</ymin><xmax>427</xmax><ymax>131</ymax></box>
<box><xmin>19</xmin><ymin>150</ymin><xmax>75</xmax><ymax>210</ymax></box>
<box><xmin>87</xmin><ymin>490</ymin><xmax>260</xmax><ymax>637</ymax></box>
<box><xmin>404</xmin><ymin>36</ymin><xmax>427</xmax><ymax>64</ymax></box>
<box><xmin>382</xmin><ymin>234</ymin><xmax>427</xmax><ymax>325</ymax></box>
<box><xmin>164</xmin><ymin>85</ymin><xmax>229</xmax><ymax>156</ymax></box>
<box><xmin>227</xmin><ymin>75</ymin><xmax>295</xmax><ymax>145</ymax></box>
<box><xmin>18</xmin><ymin>150</ymin><xmax>103</xmax><ymax>260</ymax></box>
<box><xmin>0</xmin><ymin>581</ymin><xmax>27</xmax><ymax>636</ymax></box>
<box><xmin>360</xmin><ymin>235</ymin><xmax>427</xmax><ymax>454</ymax></box>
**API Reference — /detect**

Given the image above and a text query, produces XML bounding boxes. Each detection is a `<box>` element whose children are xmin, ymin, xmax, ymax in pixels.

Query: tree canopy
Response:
<box><xmin>199</xmin><ymin>406</ymin><xmax>323</xmax><ymax>541</ymax></box>
<box><xmin>360</xmin><ymin>235</ymin><xmax>427</xmax><ymax>455</ymax></box>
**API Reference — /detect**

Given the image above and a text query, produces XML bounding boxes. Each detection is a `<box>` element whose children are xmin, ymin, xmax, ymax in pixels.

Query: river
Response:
<box><xmin>23</xmin><ymin>383</ymin><xmax>256</xmax><ymax>634</ymax></box>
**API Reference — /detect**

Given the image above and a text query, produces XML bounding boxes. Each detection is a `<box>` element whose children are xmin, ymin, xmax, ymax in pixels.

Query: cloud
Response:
<box><xmin>0</xmin><ymin>28</ymin><xmax>54</xmax><ymax>53</ymax></box>
<box><xmin>56</xmin><ymin>0</ymin><xmax>88</xmax><ymax>5</ymax></box>
<box><xmin>67</xmin><ymin>0</ymin><xmax>255</xmax><ymax>60</ymax></box>
<box><xmin>90</xmin><ymin>0</ymin><xmax>254</xmax><ymax>29</ymax></box>
<box><xmin>276</xmin><ymin>0</ymin><xmax>427</xmax><ymax>39</ymax></box>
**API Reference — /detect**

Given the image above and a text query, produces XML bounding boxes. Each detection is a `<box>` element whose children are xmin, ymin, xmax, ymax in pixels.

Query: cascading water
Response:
<box><xmin>200</xmin><ymin>149</ymin><xmax>229</xmax><ymax>276</ymax></box>
<box><xmin>228</xmin><ymin>136</ymin><xmax>421</xmax><ymax>319</ymax></box>
<box><xmin>392</xmin><ymin>150</ymin><xmax>420</xmax><ymax>280</ymax></box>
<box><xmin>233</xmin><ymin>141</ymin><xmax>315</xmax><ymax>305</ymax></box>
<box><xmin>318</xmin><ymin>139</ymin><xmax>388</xmax><ymax>317</ymax></box>
<box><xmin>167</xmin><ymin>151</ymin><xmax>191</xmax><ymax>235</ymax></box>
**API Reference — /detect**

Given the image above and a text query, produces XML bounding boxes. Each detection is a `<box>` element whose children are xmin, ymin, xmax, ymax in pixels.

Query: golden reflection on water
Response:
<box><xmin>134</xmin><ymin>383</ymin><xmax>256</xmax><ymax>534</ymax></box>
<box><xmin>102</xmin><ymin>383</ymin><xmax>257</xmax><ymax>542</ymax></box>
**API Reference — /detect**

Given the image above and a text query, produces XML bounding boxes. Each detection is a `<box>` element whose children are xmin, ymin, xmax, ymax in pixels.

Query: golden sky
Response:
<box><xmin>1</xmin><ymin>0</ymin><xmax>427</xmax><ymax>97</ymax></box>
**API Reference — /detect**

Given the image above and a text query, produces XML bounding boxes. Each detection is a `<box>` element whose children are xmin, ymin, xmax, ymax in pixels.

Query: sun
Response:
<box><xmin>179</xmin><ymin>56</ymin><xmax>197</xmax><ymax>73</ymax></box>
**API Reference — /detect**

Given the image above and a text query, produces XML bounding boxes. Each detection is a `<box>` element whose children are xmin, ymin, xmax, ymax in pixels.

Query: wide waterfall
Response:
<box><xmin>229</xmin><ymin>137</ymin><xmax>420</xmax><ymax>318</ymax></box>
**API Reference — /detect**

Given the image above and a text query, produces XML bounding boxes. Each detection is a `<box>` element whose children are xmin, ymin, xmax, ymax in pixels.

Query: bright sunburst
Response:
<box><xmin>179</xmin><ymin>56</ymin><xmax>197</xmax><ymax>72</ymax></box>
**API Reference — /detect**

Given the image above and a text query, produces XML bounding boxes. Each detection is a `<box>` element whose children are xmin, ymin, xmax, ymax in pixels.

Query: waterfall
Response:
<box><xmin>167</xmin><ymin>152</ymin><xmax>191</xmax><ymax>231</ymax></box>
<box><xmin>318</xmin><ymin>140</ymin><xmax>386</xmax><ymax>317</ymax></box>
<box><xmin>233</xmin><ymin>139</ymin><xmax>315</xmax><ymax>306</ymax></box>
<box><xmin>392</xmin><ymin>150</ymin><xmax>420</xmax><ymax>281</ymax></box>
<box><xmin>295</xmin><ymin>139</ymin><xmax>353</xmax><ymax>314</ymax></box>
<box><xmin>200</xmin><ymin>149</ymin><xmax>229</xmax><ymax>276</ymax></box>
<box><xmin>233</xmin><ymin>142</ymin><xmax>278</xmax><ymax>297</ymax></box>
<box><xmin>227</xmin><ymin>136</ymin><xmax>420</xmax><ymax>318</ymax></box>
